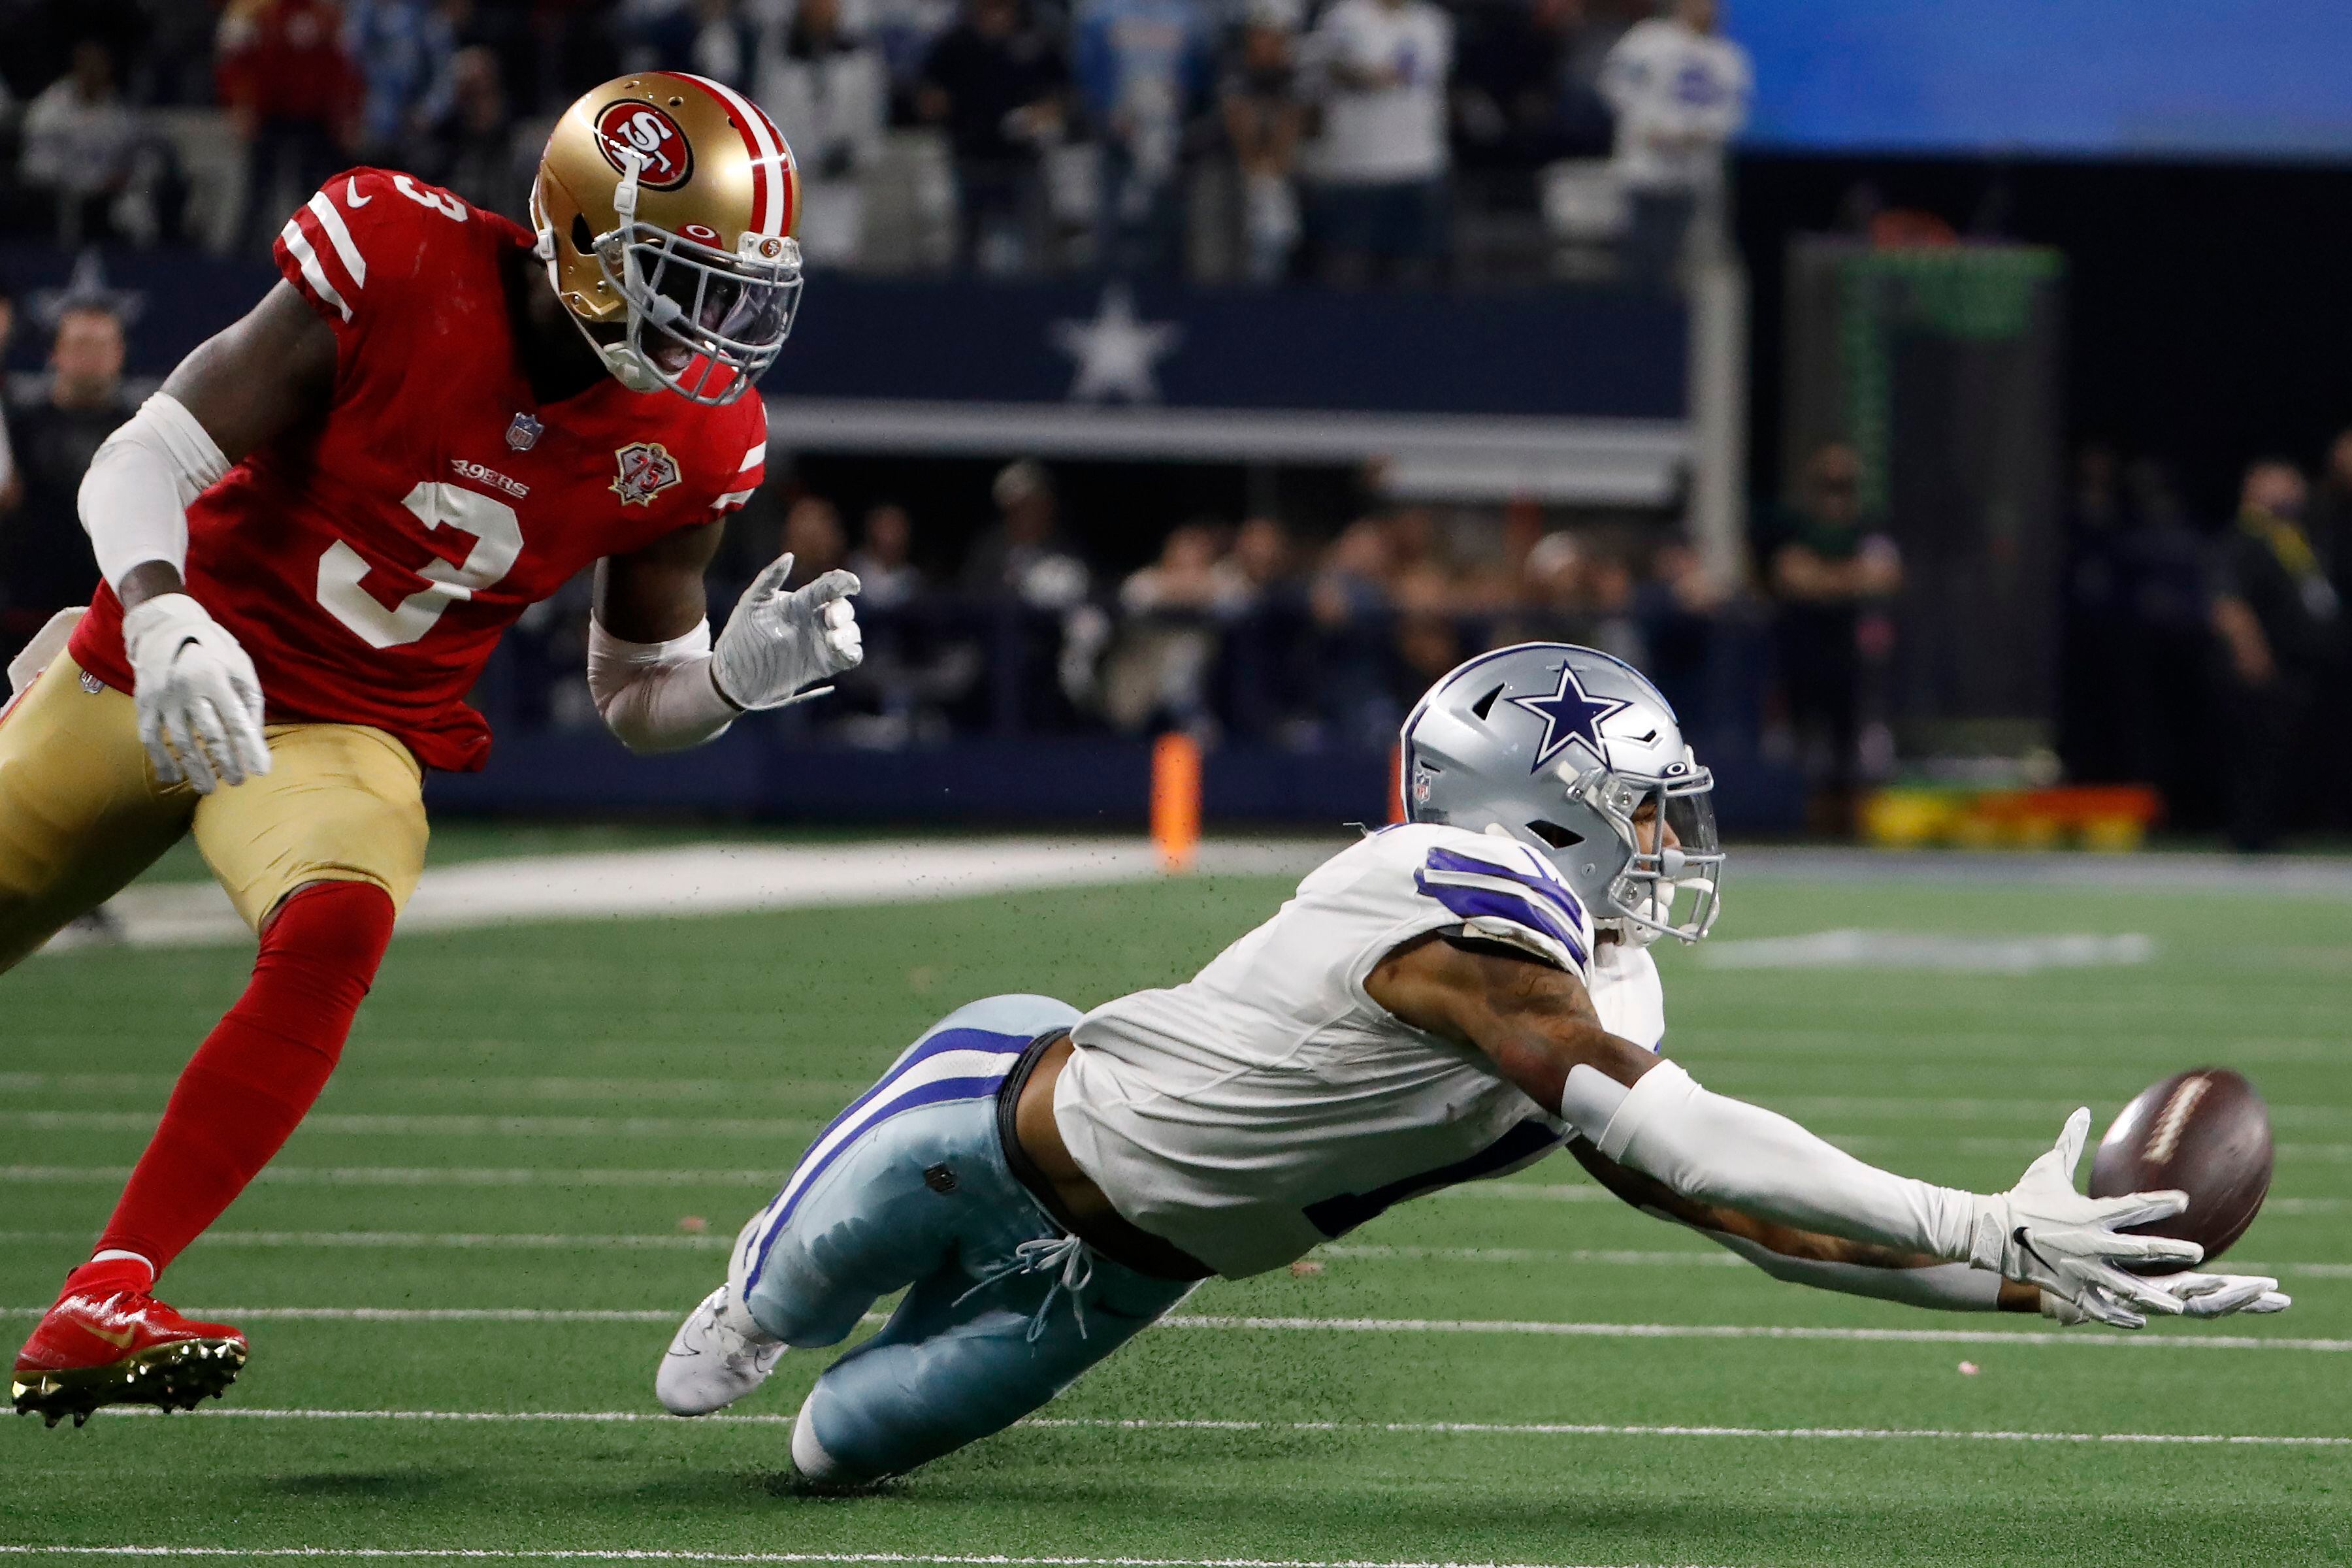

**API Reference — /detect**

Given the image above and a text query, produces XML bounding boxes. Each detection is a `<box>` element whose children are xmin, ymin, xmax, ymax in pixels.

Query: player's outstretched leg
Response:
<box><xmin>12</xmin><ymin>879</ymin><xmax>396</xmax><ymax>1427</ymax></box>
<box><xmin>661</xmin><ymin>993</ymin><xmax>1144</xmax><ymax>1438</ymax></box>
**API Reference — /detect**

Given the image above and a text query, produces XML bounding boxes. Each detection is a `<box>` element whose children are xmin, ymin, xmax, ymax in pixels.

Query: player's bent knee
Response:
<box><xmin>254</xmin><ymin>881</ymin><xmax>399</xmax><ymax>1013</ymax></box>
<box><xmin>926</xmin><ymin>993</ymin><xmax>1081</xmax><ymax>1041</ymax></box>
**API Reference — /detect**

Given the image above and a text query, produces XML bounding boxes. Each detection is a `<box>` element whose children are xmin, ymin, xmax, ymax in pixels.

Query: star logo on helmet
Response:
<box><xmin>1509</xmin><ymin>664</ymin><xmax>1632</xmax><ymax>773</ymax></box>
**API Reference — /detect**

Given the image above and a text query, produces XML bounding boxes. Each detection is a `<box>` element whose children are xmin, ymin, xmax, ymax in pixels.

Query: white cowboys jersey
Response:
<box><xmin>1055</xmin><ymin>823</ymin><xmax>1665</xmax><ymax>1278</ymax></box>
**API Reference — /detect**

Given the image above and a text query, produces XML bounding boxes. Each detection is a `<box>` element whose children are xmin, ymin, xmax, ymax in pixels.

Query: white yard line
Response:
<box><xmin>52</xmin><ymin>1407</ymin><xmax>2352</xmax><ymax>1450</ymax></box>
<box><xmin>42</xmin><ymin>839</ymin><xmax>1332</xmax><ymax>953</ymax></box>
<box><xmin>0</xmin><ymin>1304</ymin><xmax>2340</xmax><ymax>1350</ymax></box>
<box><xmin>1698</xmin><ymin>930</ymin><xmax>2156</xmax><ymax>974</ymax></box>
<box><xmin>1150</xmin><ymin>1315</ymin><xmax>2352</xmax><ymax>1352</ymax></box>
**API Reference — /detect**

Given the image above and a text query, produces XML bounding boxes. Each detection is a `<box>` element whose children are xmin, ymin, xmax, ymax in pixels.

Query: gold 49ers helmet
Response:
<box><xmin>532</xmin><ymin>72</ymin><xmax>804</xmax><ymax>405</ymax></box>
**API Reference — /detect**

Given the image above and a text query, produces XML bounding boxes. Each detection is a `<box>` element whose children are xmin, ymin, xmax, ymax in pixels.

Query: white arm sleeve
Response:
<box><xmin>78</xmin><ymin>393</ymin><xmax>229</xmax><ymax>591</ymax></box>
<box><xmin>1706</xmin><ymin>1230</ymin><xmax>2004</xmax><ymax>1313</ymax></box>
<box><xmin>587</xmin><ymin>617</ymin><xmax>740</xmax><ymax>754</ymax></box>
<box><xmin>1587</xmin><ymin>1060</ymin><xmax>1982</xmax><ymax>1264</ymax></box>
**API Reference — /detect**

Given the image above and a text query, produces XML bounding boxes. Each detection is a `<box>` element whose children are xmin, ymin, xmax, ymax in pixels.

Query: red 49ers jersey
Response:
<box><xmin>71</xmin><ymin>167</ymin><xmax>768</xmax><ymax>772</ymax></box>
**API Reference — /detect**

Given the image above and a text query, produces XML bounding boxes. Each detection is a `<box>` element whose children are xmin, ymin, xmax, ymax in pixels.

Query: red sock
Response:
<box><xmin>91</xmin><ymin>880</ymin><xmax>396</xmax><ymax>1281</ymax></box>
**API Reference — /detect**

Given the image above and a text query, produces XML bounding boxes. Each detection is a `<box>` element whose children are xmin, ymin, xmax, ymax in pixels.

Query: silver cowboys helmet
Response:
<box><xmin>1400</xmin><ymin>642</ymin><xmax>1723</xmax><ymax>945</ymax></box>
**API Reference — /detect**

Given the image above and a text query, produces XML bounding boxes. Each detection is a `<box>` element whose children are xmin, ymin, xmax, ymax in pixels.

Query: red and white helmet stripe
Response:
<box><xmin>673</xmin><ymin>72</ymin><xmax>796</xmax><ymax>239</ymax></box>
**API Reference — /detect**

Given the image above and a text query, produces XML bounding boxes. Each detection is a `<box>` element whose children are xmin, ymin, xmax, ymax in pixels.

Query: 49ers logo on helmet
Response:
<box><xmin>594</xmin><ymin>101</ymin><xmax>694</xmax><ymax>189</ymax></box>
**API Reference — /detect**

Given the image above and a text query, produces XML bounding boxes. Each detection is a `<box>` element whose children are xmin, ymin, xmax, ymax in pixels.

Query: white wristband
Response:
<box><xmin>78</xmin><ymin>393</ymin><xmax>228</xmax><ymax>591</ymax></box>
<box><xmin>587</xmin><ymin>617</ymin><xmax>738</xmax><ymax>754</ymax></box>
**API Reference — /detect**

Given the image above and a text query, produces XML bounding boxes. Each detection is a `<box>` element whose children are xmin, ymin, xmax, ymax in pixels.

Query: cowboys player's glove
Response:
<box><xmin>2042</xmin><ymin>1270</ymin><xmax>2291</xmax><ymax>1325</ymax></box>
<box><xmin>1969</xmin><ymin>1109</ymin><xmax>2202</xmax><ymax>1329</ymax></box>
<box><xmin>710</xmin><ymin>552</ymin><xmax>862</xmax><ymax>711</ymax></box>
<box><xmin>122</xmin><ymin>591</ymin><xmax>272</xmax><ymax>794</ymax></box>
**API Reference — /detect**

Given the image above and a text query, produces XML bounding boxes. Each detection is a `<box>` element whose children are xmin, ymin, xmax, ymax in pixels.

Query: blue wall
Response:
<box><xmin>1735</xmin><ymin>1</ymin><xmax>2352</xmax><ymax>161</ymax></box>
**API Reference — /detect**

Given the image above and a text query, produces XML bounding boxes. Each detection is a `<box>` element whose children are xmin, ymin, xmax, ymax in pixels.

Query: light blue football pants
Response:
<box><xmin>727</xmin><ymin>994</ymin><xmax>1201</xmax><ymax>1483</ymax></box>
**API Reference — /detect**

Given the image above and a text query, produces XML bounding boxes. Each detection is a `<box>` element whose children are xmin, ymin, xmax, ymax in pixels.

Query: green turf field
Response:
<box><xmin>4</xmin><ymin>843</ymin><xmax>2348</xmax><ymax>1566</ymax></box>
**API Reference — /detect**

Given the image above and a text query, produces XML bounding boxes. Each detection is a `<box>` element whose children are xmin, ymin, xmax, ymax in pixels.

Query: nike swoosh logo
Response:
<box><xmin>86</xmin><ymin>1320</ymin><xmax>137</xmax><ymax>1350</ymax></box>
<box><xmin>346</xmin><ymin>178</ymin><xmax>372</xmax><ymax>208</ymax></box>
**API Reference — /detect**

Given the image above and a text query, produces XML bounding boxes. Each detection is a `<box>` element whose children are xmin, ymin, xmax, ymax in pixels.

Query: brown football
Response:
<box><xmin>2087</xmin><ymin>1067</ymin><xmax>2273</xmax><ymax>1275</ymax></box>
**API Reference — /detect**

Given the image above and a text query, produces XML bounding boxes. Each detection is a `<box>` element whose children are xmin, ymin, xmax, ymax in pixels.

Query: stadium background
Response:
<box><xmin>2</xmin><ymin>0</ymin><xmax>2348</xmax><ymax>847</ymax></box>
<box><xmin>5</xmin><ymin>6</ymin><xmax>2352</xmax><ymax>1564</ymax></box>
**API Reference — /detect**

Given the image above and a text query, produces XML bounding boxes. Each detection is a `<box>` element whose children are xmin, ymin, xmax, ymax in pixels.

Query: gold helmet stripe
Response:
<box><xmin>672</xmin><ymin>71</ymin><xmax>794</xmax><ymax>239</ymax></box>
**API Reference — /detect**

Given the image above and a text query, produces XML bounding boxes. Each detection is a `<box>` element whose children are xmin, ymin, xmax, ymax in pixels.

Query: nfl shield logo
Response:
<box><xmin>506</xmin><ymin>413</ymin><xmax>543</xmax><ymax>451</ymax></box>
<box><xmin>610</xmin><ymin>442</ymin><xmax>683</xmax><ymax>507</ymax></box>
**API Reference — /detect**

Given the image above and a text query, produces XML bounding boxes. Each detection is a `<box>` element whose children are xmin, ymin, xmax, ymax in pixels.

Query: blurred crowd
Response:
<box><xmin>2063</xmin><ymin>440</ymin><xmax>2352</xmax><ymax>852</ymax></box>
<box><xmin>10</xmin><ymin>276</ymin><xmax>2352</xmax><ymax>849</ymax></box>
<box><xmin>0</xmin><ymin>0</ymin><xmax>1749</xmax><ymax>285</ymax></box>
<box><xmin>481</xmin><ymin>451</ymin><xmax>1763</xmax><ymax>764</ymax></box>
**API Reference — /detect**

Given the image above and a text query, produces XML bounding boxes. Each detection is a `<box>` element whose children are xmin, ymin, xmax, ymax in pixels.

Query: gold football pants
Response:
<box><xmin>0</xmin><ymin>656</ymin><xmax>428</xmax><ymax>973</ymax></box>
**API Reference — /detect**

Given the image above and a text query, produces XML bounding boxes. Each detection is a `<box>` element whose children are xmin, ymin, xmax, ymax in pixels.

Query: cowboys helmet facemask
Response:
<box><xmin>1400</xmin><ymin>642</ymin><xmax>1723</xmax><ymax>946</ymax></box>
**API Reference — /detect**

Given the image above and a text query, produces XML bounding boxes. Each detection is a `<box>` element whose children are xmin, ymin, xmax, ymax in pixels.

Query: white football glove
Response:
<box><xmin>122</xmin><ymin>592</ymin><xmax>271</xmax><ymax>794</ymax></box>
<box><xmin>1966</xmin><ymin>1108</ymin><xmax>2202</xmax><ymax>1330</ymax></box>
<box><xmin>708</xmin><ymin>553</ymin><xmax>862</xmax><ymax>711</ymax></box>
<box><xmin>2042</xmin><ymin>1271</ymin><xmax>2291</xmax><ymax>1326</ymax></box>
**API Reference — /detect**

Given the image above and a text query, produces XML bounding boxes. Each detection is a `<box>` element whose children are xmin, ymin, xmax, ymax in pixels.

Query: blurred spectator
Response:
<box><xmin>865</xmin><ymin>0</ymin><xmax>960</xmax><ymax>99</ymax></box>
<box><xmin>218</xmin><ymin>0</ymin><xmax>361</xmax><ymax>256</ymax></box>
<box><xmin>960</xmin><ymin>458</ymin><xmax>1091</xmax><ymax>608</ymax></box>
<box><xmin>2305</xmin><ymin>427</ymin><xmax>2352</xmax><ymax>604</ymax></box>
<box><xmin>2058</xmin><ymin>446</ymin><xmax>2142</xmax><ymax>786</ymax></box>
<box><xmin>1216</xmin><ymin>514</ymin><xmax>1305</xmax><ymax>738</ymax></box>
<box><xmin>1761</xmin><ymin>440</ymin><xmax>1899</xmax><ymax>838</ymax></box>
<box><xmin>1220</xmin><ymin>0</ymin><xmax>1307</xmax><ymax>285</ymax></box>
<box><xmin>345</xmin><ymin>0</ymin><xmax>460</xmax><ymax>157</ymax></box>
<box><xmin>1226</xmin><ymin>515</ymin><xmax>1294</xmax><ymax>604</ymax></box>
<box><xmin>628</xmin><ymin>0</ymin><xmax>758</xmax><ymax>88</ymax></box>
<box><xmin>1599</xmin><ymin>0</ymin><xmax>1749</xmax><ymax>291</ymax></box>
<box><xmin>1451</xmin><ymin>0</ymin><xmax>1586</xmax><ymax>176</ymax></box>
<box><xmin>1</xmin><ymin>304</ymin><xmax>130</xmax><ymax>645</ymax></box>
<box><xmin>1634</xmin><ymin>536</ymin><xmax>1725</xmax><ymax>720</ymax></box>
<box><xmin>1102</xmin><ymin>521</ymin><xmax>1237</xmax><ymax>731</ymax></box>
<box><xmin>1073</xmin><ymin>0</ymin><xmax>1211</xmax><ymax>274</ymax></box>
<box><xmin>2210</xmin><ymin>459</ymin><xmax>2339</xmax><ymax>853</ymax></box>
<box><xmin>19</xmin><ymin>41</ymin><xmax>157</xmax><ymax>246</ymax></box>
<box><xmin>419</xmin><ymin>46</ymin><xmax>532</xmax><ymax>219</ymax></box>
<box><xmin>1306</xmin><ymin>517</ymin><xmax>1399</xmax><ymax>745</ymax></box>
<box><xmin>759</xmin><ymin>0</ymin><xmax>887</xmax><ymax>269</ymax></box>
<box><xmin>851</xmin><ymin>503</ymin><xmax>925</xmax><ymax>608</ymax></box>
<box><xmin>781</xmin><ymin>495</ymin><xmax>852</xmax><ymax>583</ymax></box>
<box><xmin>1303</xmin><ymin>0</ymin><xmax>1454</xmax><ymax>286</ymax></box>
<box><xmin>919</xmin><ymin>0</ymin><xmax>1069</xmax><ymax>276</ymax></box>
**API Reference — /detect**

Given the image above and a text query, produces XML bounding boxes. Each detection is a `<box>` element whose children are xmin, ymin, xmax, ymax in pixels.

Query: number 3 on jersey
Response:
<box><xmin>317</xmin><ymin>482</ymin><xmax>523</xmax><ymax>649</ymax></box>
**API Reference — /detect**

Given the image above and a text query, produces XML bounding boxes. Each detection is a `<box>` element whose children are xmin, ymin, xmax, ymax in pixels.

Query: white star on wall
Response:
<box><xmin>1049</xmin><ymin>284</ymin><xmax>1183</xmax><ymax>404</ymax></box>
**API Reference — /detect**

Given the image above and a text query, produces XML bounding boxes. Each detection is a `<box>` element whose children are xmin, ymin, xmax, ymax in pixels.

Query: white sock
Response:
<box><xmin>88</xmin><ymin>1249</ymin><xmax>155</xmax><ymax>1286</ymax></box>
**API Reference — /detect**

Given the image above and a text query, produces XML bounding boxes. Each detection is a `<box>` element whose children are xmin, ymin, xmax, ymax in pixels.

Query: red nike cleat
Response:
<box><xmin>12</xmin><ymin>1263</ymin><xmax>247</xmax><ymax>1428</ymax></box>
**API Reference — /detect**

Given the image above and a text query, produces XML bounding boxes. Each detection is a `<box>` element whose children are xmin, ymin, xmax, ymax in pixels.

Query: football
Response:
<box><xmin>2087</xmin><ymin>1067</ymin><xmax>2274</xmax><ymax>1274</ymax></box>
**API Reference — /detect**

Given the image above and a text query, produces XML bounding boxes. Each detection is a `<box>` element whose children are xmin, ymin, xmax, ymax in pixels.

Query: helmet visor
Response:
<box><xmin>600</xmin><ymin>223</ymin><xmax>802</xmax><ymax>404</ymax></box>
<box><xmin>1609</xmin><ymin>774</ymin><xmax>1723</xmax><ymax>943</ymax></box>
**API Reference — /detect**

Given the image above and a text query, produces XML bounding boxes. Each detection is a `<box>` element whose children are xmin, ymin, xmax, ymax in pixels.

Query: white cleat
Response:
<box><xmin>657</xmin><ymin>1285</ymin><xmax>785</xmax><ymax>1416</ymax></box>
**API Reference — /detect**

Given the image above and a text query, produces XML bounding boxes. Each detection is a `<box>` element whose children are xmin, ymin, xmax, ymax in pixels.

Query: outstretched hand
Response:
<box><xmin>1974</xmin><ymin>1109</ymin><xmax>2201</xmax><ymax>1329</ymax></box>
<box><xmin>710</xmin><ymin>552</ymin><xmax>862</xmax><ymax>711</ymax></box>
